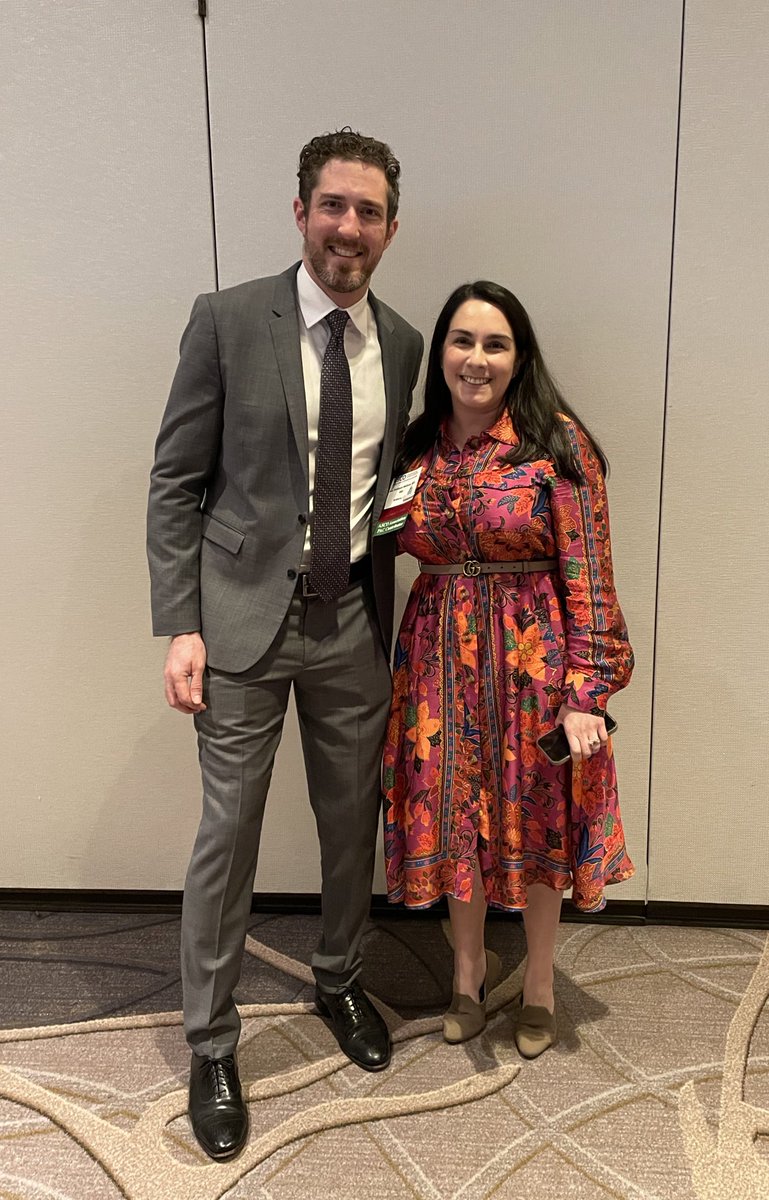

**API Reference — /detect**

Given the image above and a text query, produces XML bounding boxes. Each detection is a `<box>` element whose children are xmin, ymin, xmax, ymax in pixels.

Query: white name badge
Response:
<box><xmin>373</xmin><ymin>467</ymin><xmax>422</xmax><ymax>536</ymax></box>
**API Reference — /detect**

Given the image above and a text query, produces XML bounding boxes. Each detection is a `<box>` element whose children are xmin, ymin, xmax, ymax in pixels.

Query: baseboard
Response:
<box><xmin>644</xmin><ymin>900</ymin><xmax>769</xmax><ymax>929</ymax></box>
<box><xmin>0</xmin><ymin>888</ymin><xmax>186</xmax><ymax>913</ymax></box>
<box><xmin>1</xmin><ymin>889</ymin><xmax>767</xmax><ymax>928</ymax></box>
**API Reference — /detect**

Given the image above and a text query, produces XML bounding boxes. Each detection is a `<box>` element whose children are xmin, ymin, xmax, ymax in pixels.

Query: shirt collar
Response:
<box><xmin>297</xmin><ymin>262</ymin><xmax>369</xmax><ymax>338</ymax></box>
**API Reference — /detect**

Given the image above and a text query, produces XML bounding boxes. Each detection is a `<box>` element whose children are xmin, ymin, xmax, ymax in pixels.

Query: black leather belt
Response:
<box><xmin>297</xmin><ymin>555</ymin><xmax>372</xmax><ymax>599</ymax></box>
<box><xmin>420</xmin><ymin>557</ymin><xmax>557</xmax><ymax>577</ymax></box>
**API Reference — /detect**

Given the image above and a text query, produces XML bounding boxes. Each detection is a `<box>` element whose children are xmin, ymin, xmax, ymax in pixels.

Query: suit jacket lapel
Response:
<box><xmin>269</xmin><ymin>264</ymin><xmax>309</xmax><ymax>483</ymax></box>
<box><xmin>370</xmin><ymin>293</ymin><xmax>401</xmax><ymax>522</ymax></box>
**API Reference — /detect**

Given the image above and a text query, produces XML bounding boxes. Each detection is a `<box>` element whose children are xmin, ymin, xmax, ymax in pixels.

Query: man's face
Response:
<box><xmin>293</xmin><ymin>158</ymin><xmax>398</xmax><ymax>305</ymax></box>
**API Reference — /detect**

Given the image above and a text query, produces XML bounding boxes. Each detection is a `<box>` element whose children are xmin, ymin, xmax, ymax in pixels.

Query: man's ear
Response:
<box><xmin>293</xmin><ymin>197</ymin><xmax>307</xmax><ymax>237</ymax></box>
<box><xmin>384</xmin><ymin>217</ymin><xmax>399</xmax><ymax>250</ymax></box>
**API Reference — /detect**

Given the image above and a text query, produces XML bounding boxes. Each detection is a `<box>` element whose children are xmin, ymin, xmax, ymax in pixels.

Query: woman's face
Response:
<box><xmin>441</xmin><ymin>300</ymin><xmax>517</xmax><ymax>424</ymax></box>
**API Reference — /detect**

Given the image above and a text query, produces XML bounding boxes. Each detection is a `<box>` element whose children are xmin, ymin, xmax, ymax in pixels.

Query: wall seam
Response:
<box><xmin>200</xmin><ymin>5</ymin><xmax>220</xmax><ymax>290</ymax></box>
<box><xmin>646</xmin><ymin>0</ymin><xmax>687</xmax><ymax>903</ymax></box>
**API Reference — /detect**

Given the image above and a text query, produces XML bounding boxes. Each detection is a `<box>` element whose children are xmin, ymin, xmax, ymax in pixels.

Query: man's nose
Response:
<box><xmin>337</xmin><ymin>205</ymin><xmax>361</xmax><ymax>238</ymax></box>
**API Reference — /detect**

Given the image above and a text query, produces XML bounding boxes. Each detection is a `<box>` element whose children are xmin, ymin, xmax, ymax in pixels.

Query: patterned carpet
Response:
<box><xmin>0</xmin><ymin>910</ymin><xmax>767</xmax><ymax>1199</ymax></box>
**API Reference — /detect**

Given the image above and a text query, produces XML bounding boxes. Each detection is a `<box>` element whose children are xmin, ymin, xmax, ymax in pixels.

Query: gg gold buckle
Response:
<box><xmin>462</xmin><ymin>559</ymin><xmax>482</xmax><ymax>577</ymax></box>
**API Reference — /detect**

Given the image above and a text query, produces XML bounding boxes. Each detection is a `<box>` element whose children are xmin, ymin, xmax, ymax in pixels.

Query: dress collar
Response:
<box><xmin>439</xmin><ymin>409</ymin><xmax>518</xmax><ymax>452</ymax></box>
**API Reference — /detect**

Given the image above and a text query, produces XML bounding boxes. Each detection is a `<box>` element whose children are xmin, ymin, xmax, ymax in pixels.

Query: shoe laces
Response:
<box><xmin>338</xmin><ymin>985</ymin><xmax>368</xmax><ymax>1027</ymax></box>
<box><xmin>207</xmin><ymin>1055</ymin><xmax>235</xmax><ymax>1099</ymax></box>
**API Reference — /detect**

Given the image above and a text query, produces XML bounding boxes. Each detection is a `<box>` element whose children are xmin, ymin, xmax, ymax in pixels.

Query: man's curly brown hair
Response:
<box><xmin>297</xmin><ymin>128</ymin><xmax>401</xmax><ymax>226</ymax></box>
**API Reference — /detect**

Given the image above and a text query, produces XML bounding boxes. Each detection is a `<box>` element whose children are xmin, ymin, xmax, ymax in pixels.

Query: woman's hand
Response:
<box><xmin>557</xmin><ymin>704</ymin><xmax>608</xmax><ymax>764</ymax></box>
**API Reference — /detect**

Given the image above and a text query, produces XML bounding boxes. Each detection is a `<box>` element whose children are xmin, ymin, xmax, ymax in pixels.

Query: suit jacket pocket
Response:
<box><xmin>201</xmin><ymin>512</ymin><xmax>245</xmax><ymax>555</ymax></box>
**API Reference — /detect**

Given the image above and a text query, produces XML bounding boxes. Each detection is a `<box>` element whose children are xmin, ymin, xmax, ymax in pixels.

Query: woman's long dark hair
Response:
<box><xmin>398</xmin><ymin>281</ymin><xmax>607</xmax><ymax>481</ymax></box>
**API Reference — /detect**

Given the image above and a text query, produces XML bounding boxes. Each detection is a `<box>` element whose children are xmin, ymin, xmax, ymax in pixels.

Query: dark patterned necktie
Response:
<box><xmin>309</xmin><ymin>309</ymin><xmax>353</xmax><ymax>601</ymax></box>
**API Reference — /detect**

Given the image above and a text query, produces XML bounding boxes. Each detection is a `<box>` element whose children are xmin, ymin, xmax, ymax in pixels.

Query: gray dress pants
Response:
<box><xmin>181</xmin><ymin>579</ymin><xmax>392</xmax><ymax>1058</ymax></box>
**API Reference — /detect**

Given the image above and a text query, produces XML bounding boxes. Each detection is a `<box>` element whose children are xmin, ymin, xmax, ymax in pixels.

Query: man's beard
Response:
<box><xmin>306</xmin><ymin>241</ymin><xmax>372</xmax><ymax>294</ymax></box>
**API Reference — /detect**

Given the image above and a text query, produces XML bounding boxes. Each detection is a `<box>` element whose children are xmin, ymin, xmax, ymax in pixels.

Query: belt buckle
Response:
<box><xmin>462</xmin><ymin>559</ymin><xmax>481</xmax><ymax>577</ymax></box>
<box><xmin>300</xmin><ymin>574</ymin><xmax>320</xmax><ymax>599</ymax></box>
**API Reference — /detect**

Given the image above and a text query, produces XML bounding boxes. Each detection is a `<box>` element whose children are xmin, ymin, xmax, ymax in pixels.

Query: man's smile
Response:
<box><xmin>328</xmin><ymin>244</ymin><xmax>362</xmax><ymax>259</ymax></box>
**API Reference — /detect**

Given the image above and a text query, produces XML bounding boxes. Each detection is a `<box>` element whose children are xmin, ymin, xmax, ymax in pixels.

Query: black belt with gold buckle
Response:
<box><xmin>419</xmin><ymin>557</ymin><xmax>557</xmax><ymax>578</ymax></box>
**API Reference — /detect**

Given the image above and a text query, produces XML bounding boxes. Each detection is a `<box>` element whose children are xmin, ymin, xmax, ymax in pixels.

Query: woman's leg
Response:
<box><xmin>447</xmin><ymin>864</ymin><xmax>488</xmax><ymax>1000</ymax></box>
<box><xmin>521</xmin><ymin>882</ymin><xmax>563</xmax><ymax>1012</ymax></box>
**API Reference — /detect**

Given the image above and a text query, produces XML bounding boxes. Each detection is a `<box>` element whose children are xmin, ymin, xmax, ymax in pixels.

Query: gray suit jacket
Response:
<box><xmin>147</xmin><ymin>263</ymin><xmax>424</xmax><ymax>672</ymax></box>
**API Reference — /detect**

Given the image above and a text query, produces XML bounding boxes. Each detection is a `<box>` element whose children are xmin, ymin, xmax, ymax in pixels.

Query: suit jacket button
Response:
<box><xmin>287</xmin><ymin>568</ymin><xmax>297</xmax><ymax>580</ymax></box>
<box><xmin>298</xmin><ymin>514</ymin><xmax>307</xmax><ymax>525</ymax></box>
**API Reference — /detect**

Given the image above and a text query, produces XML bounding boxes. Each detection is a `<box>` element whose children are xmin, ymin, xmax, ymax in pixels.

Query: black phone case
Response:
<box><xmin>537</xmin><ymin>714</ymin><xmax>618</xmax><ymax>764</ymax></box>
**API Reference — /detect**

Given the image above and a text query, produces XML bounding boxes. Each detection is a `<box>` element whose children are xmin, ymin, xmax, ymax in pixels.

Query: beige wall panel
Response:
<box><xmin>1</xmin><ymin>3</ymin><xmax>215</xmax><ymax>886</ymax></box>
<box><xmin>205</xmin><ymin>0</ymin><xmax>683</xmax><ymax>895</ymax></box>
<box><xmin>649</xmin><ymin>1</ymin><xmax>769</xmax><ymax>903</ymax></box>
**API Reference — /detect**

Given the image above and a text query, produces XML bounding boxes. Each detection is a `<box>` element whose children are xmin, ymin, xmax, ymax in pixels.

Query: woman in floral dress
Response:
<box><xmin>382</xmin><ymin>281</ymin><xmax>634</xmax><ymax>1057</ymax></box>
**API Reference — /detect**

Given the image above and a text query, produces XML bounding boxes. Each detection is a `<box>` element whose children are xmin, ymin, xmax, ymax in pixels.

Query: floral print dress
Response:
<box><xmin>382</xmin><ymin>411</ymin><xmax>634</xmax><ymax>913</ymax></box>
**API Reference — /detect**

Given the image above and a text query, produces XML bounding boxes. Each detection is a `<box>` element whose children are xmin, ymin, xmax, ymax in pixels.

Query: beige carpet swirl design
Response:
<box><xmin>0</xmin><ymin>916</ymin><xmax>767</xmax><ymax>1198</ymax></box>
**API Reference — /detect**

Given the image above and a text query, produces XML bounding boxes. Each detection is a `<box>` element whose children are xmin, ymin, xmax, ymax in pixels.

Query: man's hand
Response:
<box><xmin>164</xmin><ymin>633</ymin><xmax>207</xmax><ymax>714</ymax></box>
<box><xmin>557</xmin><ymin>704</ymin><xmax>608</xmax><ymax>764</ymax></box>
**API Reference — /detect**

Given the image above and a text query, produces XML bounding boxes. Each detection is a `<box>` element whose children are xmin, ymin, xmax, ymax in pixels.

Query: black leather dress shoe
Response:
<box><xmin>188</xmin><ymin>1052</ymin><xmax>248</xmax><ymax>1161</ymax></box>
<box><xmin>315</xmin><ymin>980</ymin><xmax>391</xmax><ymax>1071</ymax></box>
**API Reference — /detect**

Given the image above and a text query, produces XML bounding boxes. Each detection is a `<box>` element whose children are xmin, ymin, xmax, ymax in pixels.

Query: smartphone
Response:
<box><xmin>536</xmin><ymin>713</ymin><xmax>618</xmax><ymax>765</ymax></box>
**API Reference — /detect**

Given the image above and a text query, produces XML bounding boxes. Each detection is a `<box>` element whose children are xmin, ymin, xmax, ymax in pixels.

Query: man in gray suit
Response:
<box><xmin>147</xmin><ymin>130</ymin><xmax>423</xmax><ymax>1161</ymax></box>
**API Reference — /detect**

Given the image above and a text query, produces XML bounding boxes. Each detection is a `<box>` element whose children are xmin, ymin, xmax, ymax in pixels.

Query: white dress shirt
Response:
<box><xmin>296</xmin><ymin>263</ymin><xmax>387</xmax><ymax>567</ymax></box>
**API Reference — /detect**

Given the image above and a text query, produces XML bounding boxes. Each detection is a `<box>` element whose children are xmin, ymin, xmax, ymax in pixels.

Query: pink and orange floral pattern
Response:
<box><xmin>383</xmin><ymin>411</ymin><xmax>634</xmax><ymax>913</ymax></box>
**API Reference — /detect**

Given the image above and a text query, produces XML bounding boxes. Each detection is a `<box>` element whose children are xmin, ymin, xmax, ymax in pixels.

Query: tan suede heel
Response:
<box><xmin>443</xmin><ymin>950</ymin><xmax>502</xmax><ymax>1044</ymax></box>
<box><xmin>514</xmin><ymin>998</ymin><xmax>557</xmax><ymax>1059</ymax></box>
